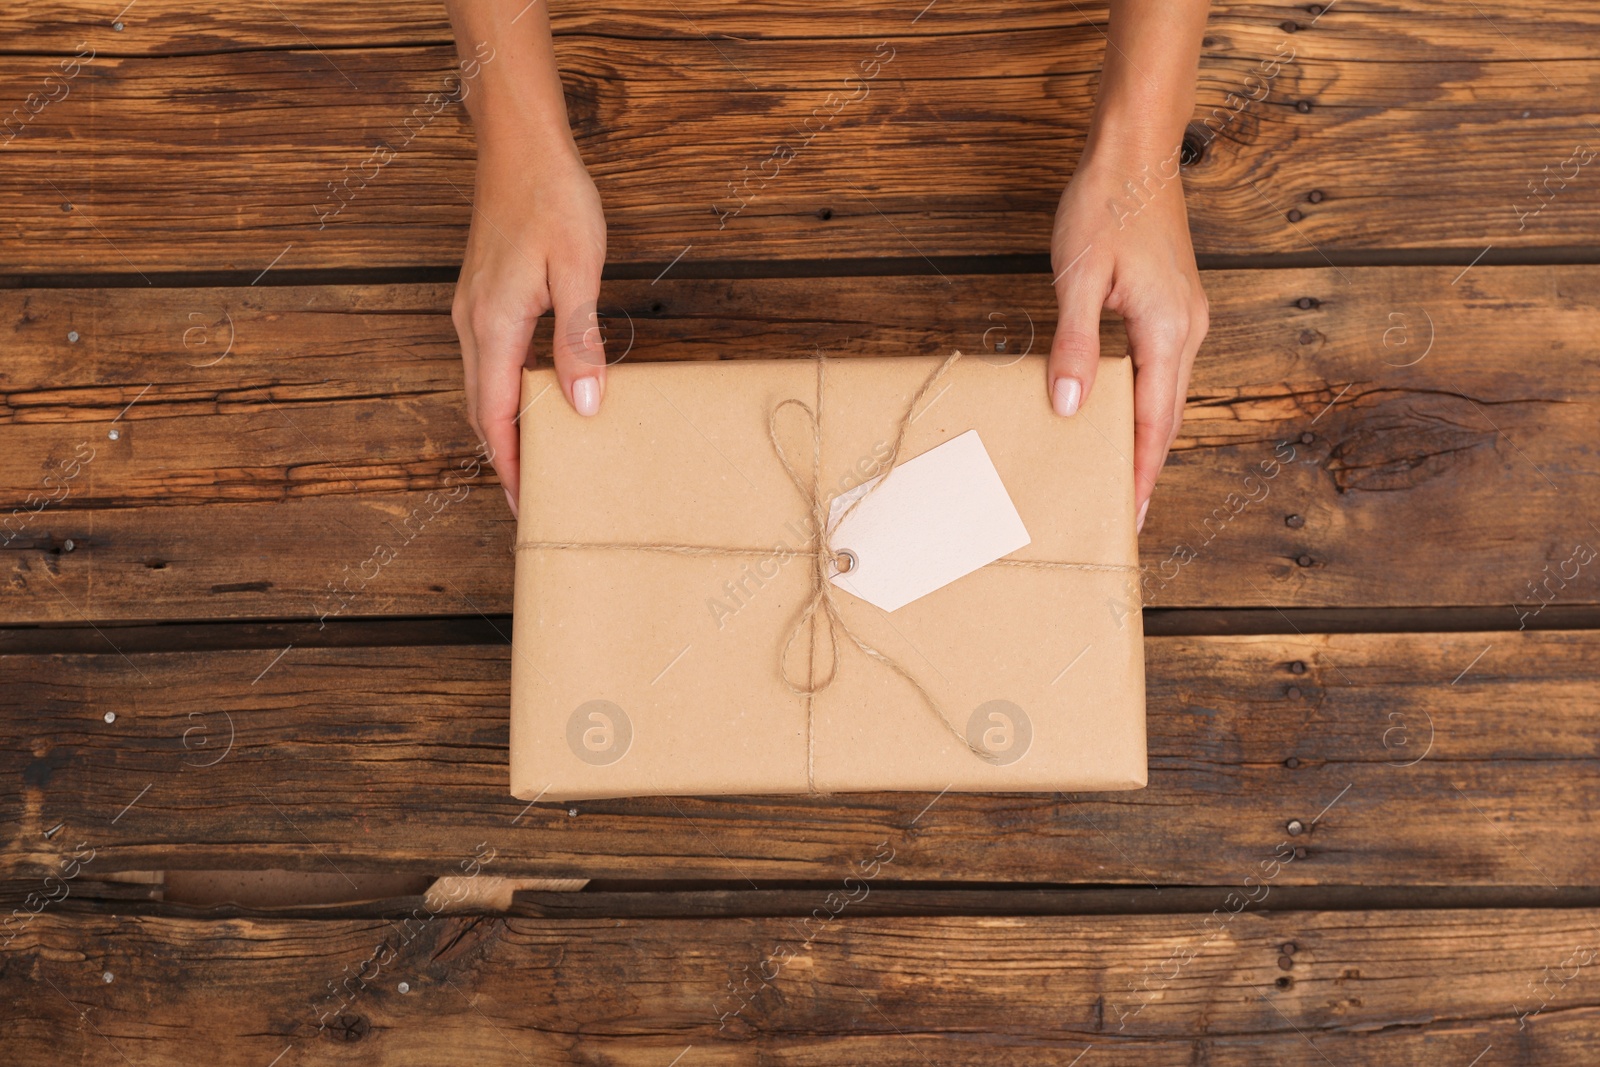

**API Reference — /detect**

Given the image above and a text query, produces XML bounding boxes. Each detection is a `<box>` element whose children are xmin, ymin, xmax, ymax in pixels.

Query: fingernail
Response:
<box><xmin>572</xmin><ymin>376</ymin><xmax>601</xmax><ymax>417</ymax></box>
<box><xmin>504</xmin><ymin>486</ymin><xmax>518</xmax><ymax>518</ymax></box>
<box><xmin>1136</xmin><ymin>499</ymin><xmax>1150</xmax><ymax>533</ymax></box>
<box><xmin>1052</xmin><ymin>377</ymin><xmax>1082</xmax><ymax>417</ymax></box>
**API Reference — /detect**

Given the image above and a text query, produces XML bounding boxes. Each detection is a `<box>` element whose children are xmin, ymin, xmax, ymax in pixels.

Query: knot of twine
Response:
<box><xmin>766</xmin><ymin>350</ymin><xmax>979</xmax><ymax>761</ymax></box>
<box><xmin>515</xmin><ymin>351</ymin><xmax>1138</xmax><ymax>787</ymax></box>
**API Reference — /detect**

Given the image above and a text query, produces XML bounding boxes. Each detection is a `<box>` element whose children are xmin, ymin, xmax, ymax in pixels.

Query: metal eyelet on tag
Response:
<box><xmin>833</xmin><ymin>549</ymin><xmax>859</xmax><ymax>575</ymax></box>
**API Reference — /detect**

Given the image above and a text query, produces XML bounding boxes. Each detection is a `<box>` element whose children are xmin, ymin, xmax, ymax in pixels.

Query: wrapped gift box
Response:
<box><xmin>510</xmin><ymin>353</ymin><xmax>1145</xmax><ymax>800</ymax></box>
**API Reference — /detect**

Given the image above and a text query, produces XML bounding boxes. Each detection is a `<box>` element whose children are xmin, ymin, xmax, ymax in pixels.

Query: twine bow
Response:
<box><xmin>766</xmin><ymin>351</ymin><xmax>981</xmax><ymax>764</ymax></box>
<box><xmin>515</xmin><ymin>351</ymin><xmax>1138</xmax><ymax>789</ymax></box>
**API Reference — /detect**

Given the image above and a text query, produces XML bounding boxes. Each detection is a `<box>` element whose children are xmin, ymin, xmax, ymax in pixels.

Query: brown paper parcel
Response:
<box><xmin>510</xmin><ymin>353</ymin><xmax>1145</xmax><ymax>800</ymax></box>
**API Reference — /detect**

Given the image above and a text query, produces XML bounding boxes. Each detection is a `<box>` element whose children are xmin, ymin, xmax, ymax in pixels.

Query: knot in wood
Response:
<box><xmin>332</xmin><ymin>1014</ymin><xmax>369</xmax><ymax>1042</ymax></box>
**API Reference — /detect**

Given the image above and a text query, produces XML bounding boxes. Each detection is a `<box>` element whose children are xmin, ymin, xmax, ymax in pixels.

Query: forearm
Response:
<box><xmin>1082</xmin><ymin>0</ymin><xmax>1211</xmax><ymax>170</ymax></box>
<box><xmin>444</xmin><ymin>0</ymin><xmax>575</xmax><ymax>154</ymax></box>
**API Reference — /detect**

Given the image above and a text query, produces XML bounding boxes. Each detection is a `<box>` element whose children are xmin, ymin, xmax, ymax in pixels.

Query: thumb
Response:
<box><xmin>1047</xmin><ymin>259</ymin><xmax>1110</xmax><ymax>418</ymax></box>
<box><xmin>550</xmin><ymin>267</ymin><xmax>607</xmax><ymax>417</ymax></box>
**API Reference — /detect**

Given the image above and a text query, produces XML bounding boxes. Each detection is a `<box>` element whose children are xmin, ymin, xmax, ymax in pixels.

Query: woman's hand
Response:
<box><xmin>445</xmin><ymin>0</ymin><xmax>607</xmax><ymax>517</ymax></box>
<box><xmin>1046</xmin><ymin>0</ymin><xmax>1213</xmax><ymax>532</ymax></box>
<box><xmin>1048</xmin><ymin>148</ymin><xmax>1208</xmax><ymax>532</ymax></box>
<box><xmin>452</xmin><ymin>137</ymin><xmax>607</xmax><ymax>516</ymax></box>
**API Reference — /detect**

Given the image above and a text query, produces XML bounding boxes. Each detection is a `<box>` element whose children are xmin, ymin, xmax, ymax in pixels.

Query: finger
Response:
<box><xmin>454</xmin><ymin>297</ymin><xmax>517</xmax><ymax>514</ymax></box>
<box><xmin>1168</xmin><ymin>314</ymin><xmax>1205</xmax><ymax>452</ymax></box>
<box><xmin>1173</xmin><ymin>298</ymin><xmax>1209</xmax><ymax>442</ymax></box>
<box><xmin>1154</xmin><ymin>302</ymin><xmax>1208</xmax><ymax>524</ymax></box>
<box><xmin>472</xmin><ymin>312</ymin><xmax>541</xmax><ymax>517</ymax></box>
<box><xmin>550</xmin><ymin>264</ymin><xmax>607</xmax><ymax>418</ymax></box>
<box><xmin>1126</xmin><ymin>312</ymin><xmax>1190</xmax><ymax>533</ymax></box>
<box><xmin>1047</xmin><ymin>260</ymin><xmax>1111</xmax><ymax>417</ymax></box>
<box><xmin>452</xmin><ymin>298</ymin><xmax>483</xmax><ymax>442</ymax></box>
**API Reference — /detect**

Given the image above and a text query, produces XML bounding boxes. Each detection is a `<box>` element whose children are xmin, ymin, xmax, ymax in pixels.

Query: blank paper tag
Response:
<box><xmin>827</xmin><ymin>430</ymin><xmax>1030</xmax><ymax>612</ymax></box>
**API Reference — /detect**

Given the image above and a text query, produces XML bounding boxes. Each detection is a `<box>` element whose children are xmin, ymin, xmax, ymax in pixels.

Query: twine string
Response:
<box><xmin>766</xmin><ymin>352</ymin><xmax>979</xmax><ymax>770</ymax></box>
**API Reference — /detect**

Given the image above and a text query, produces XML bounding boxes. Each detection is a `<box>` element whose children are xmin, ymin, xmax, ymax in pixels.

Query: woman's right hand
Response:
<box><xmin>452</xmin><ymin>135</ymin><xmax>608</xmax><ymax>517</ymax></box>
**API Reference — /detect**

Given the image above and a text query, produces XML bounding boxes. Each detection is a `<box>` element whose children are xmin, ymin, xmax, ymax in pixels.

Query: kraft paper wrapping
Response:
<box><xmin>510</xmin><ymin>354</ymin><xmax>1145</xmax><ymax>800</ymax></box>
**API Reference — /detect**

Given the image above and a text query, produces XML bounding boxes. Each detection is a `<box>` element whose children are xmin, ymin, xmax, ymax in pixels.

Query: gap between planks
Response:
<box><xmin>2</xmin><ymin>606</ymin><xmax>1596</xmax><ymax>657</ymax></box>
<box><xmin>15</xmin><ymin>882</ymin><xmax>1600</xmax><ymax>923</ymax></box>
<box><xmin>8</xmin><ymin>245</ymin><xmax>1600</xmax><ymax>291</ymax></box>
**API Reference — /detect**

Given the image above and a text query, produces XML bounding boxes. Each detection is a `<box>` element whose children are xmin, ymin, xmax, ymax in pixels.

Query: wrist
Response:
<box><xmin>1079</xmin><ymin>119</ymin><xmax>1186</xmax><ymax>182</ymax></box>
<box><xmin>471</xmin><ymin>98</ymin><xmax>585</xmax><ymax>180</ymax></box>
<box><xmin>446</xmin><ymin>0</ymin><xmax>574</xmax><ymax>150</ymax></box>
<box><xmin>469</xmin><ymin>81</ymin><xmax>574</xmax><ymax>144</ymax></box>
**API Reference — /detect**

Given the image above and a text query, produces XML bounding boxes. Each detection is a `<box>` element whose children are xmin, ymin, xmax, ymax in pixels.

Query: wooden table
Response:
<box><xmin>6</xmin><ymin>1</ymin><xmax>1600</xmax><ymax>1062</ymax></box>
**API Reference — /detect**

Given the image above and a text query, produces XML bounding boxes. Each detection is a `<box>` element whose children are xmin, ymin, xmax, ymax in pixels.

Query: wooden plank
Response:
<box><xmin>6</xmin><ymin>908</ymin><xmax>1591</xmax><ymax>1063</ymax></box>
<box><xmin>0</xmin><ymin>0</ymin><xmax>1104</xmax><ymax>53</ymax></box>
<box><xmin>5</xmin><ymin>630</ymin><xmax>1595</xmax><ymax>884</ymax></box>
<box><xmin>0</xmin><ymin>283</ymin><xmax>502</xmax><ymax>625</ymax></box>
<box><xmin>3</xmin><ymin>266</ymin><xmax>1596</xmax><ymax>623</ymax></box>
<box><xmin>1</xmin><ymin>0</ymin><xmax>449</xmax><ymax>51</ymax></box>
<box><xmin>5</xmin><ymin>2</ymin><xmax>1600</xmax><ymax>271</ymax></box>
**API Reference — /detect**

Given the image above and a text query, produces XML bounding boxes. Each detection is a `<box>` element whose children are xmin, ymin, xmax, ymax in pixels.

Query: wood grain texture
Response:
<box><xmin>2</xmin><ymin>266</ymin><xmax>1595</xmax><ymax>624</ymax></box>
<box><xmin>4</xmin><ymin>1</ymin><xmax>1600</xmax><ymax>271</ymax></box>
<box><xmin>4</xmin><ymin>630</ymin><xmax>1594</xmax><ymax>884</ymax></box>
<box><xmin>1</xmin><ymin>1</ymin><xmax>451</xmax><ymax>51</ymax></box>
<box><xmin>0</xmin><ymin>0</ymin><xmax>1117</xmax><ymax>52</ymax></box>
<box><xmin>6</xmin><ymin>907</ymin><xmax>1593</xmax><ymax>1064</ymax></box>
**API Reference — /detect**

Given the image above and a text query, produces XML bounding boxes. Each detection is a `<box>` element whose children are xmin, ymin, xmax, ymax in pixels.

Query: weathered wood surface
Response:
<box><xmin>6</xmin><ymin>907</ymin><xmax>1592</xmax><ymax>1064</ymax></box>
<box><xmin>5</xmin><ymin>630</ymin><xmax>1593</xmax><ymax>884</ymax></box>
<box><xmin>2</xmin><ymin>0</ymin><xmax>450</xmax><ymax>50</ymax></box>
<box><xmin>5</xmin><ymin>2</ymin><xmax>1600</xmax><ymax>272</ymax></box>
<box><xmin>2</xmin><ymin>266</ymin><xmax>1594</xmax><ymax>624</ymax></box>
<box><xmin>3</xmin><ymin>2</ymin><xmax>1593</xmax><ymax>1059</ymax></box>
<box><xmin>0</xmin><ymin>0</ymin><xmax>1120</xmax><ymax>50</ymax></box>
